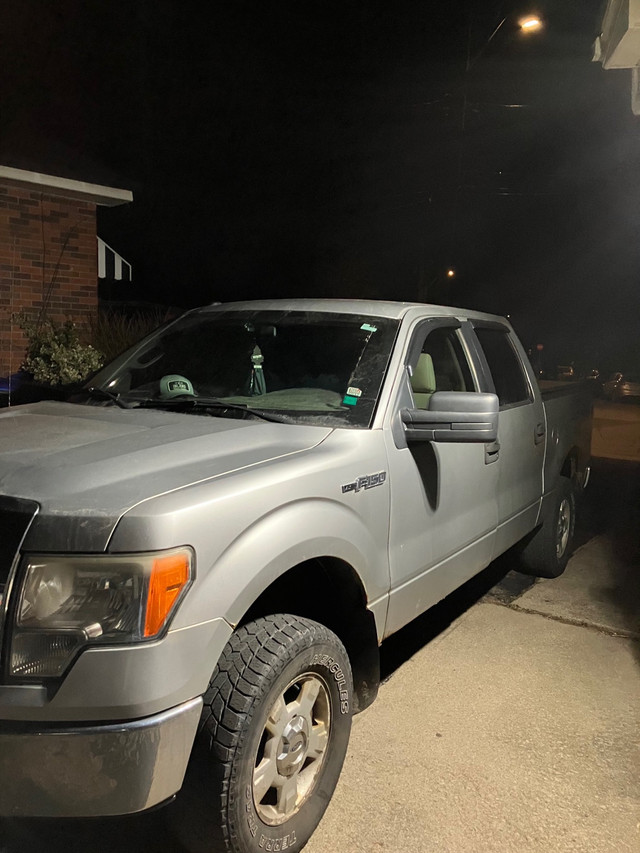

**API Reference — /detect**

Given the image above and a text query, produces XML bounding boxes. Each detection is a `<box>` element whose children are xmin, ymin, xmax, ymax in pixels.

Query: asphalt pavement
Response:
<box><xmin>1</xmin><ymin>410</ymin><xmax>639</xmax><ymax>853</ymax></box>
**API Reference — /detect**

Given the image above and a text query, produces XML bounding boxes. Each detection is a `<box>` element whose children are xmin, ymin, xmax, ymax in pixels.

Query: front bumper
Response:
<box><xmin>0</xmin><ymin>696</ymin><xmax>202</xmax><ymax>817</ymax></box>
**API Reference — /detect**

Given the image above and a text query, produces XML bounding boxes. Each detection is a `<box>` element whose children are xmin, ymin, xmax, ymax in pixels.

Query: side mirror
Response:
<box><xmin>401</xmin><ymin>391</ymin><xmax>499</xmax><ymax>443</ymax></box>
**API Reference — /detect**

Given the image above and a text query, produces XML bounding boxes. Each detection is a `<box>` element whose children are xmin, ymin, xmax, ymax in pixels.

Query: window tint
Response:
<box><xmin>88</xmin><ymin>310</ymin><xmax>399</xmax><ymax>428</ymax></box>
<box><xmin>475</xmin><ymin>328</ymin><xmax>530</xmax><ymax>406</ymax></box>
<box><xmin>423</xmin><ymin>328</ymin><xmax>475</xmax><ymax>391</ymax></box>
<box><xmin>410</xmin><ymin>327</ymin><xmax>475</xmax><ymax>407</ymax></box>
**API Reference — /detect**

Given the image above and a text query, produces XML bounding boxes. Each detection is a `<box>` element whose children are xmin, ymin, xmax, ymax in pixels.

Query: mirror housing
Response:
<box><xmin>401</xmin><ymin>391</ymin><xmax>499</xmax><ymax>443</ymax></box>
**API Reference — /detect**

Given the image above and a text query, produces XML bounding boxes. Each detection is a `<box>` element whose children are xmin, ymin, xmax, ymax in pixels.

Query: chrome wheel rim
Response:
<box><xmin>253</xmin><ymin>673</ymin><xmax>331</xmax><ymax>826</ymax></box>
<box><xmin>556</xmin><ymin>497</ymin><xmax>571</xmax><ymax>559</ymax></box>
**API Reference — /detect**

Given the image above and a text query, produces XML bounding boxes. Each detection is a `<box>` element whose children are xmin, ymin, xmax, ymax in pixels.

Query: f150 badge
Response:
<box><xmin>341</xmin><ymin>471</ymin><xmax>387</xmax><ymax>494</ymax></box>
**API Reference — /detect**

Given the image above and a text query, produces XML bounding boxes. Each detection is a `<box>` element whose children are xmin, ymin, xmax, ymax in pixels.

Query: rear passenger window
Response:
<box><xmin>475</xmin><ymin>328</ymin><xmax>531</xmax><ymax>407</ymax></box>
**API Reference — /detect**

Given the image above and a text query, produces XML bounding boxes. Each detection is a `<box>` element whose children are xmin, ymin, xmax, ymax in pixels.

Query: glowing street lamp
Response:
<box><xmin>468</xmin><ymin>12</ymin><xmax>543</xmax><ymax>69</ymax></box>
<box><xmin>519</xmin><ymin>16</ymin><xmax>543</xmax><ymax>33</ymax></box>
<box><xmin>437</xmin><ymin>12</ymin><xmax>543</xmax><ymax>303</ymax></box>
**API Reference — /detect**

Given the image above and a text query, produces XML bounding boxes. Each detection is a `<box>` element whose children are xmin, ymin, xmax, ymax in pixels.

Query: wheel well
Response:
<box><xmin>239</xmin><ymin>558</ymin><xmax>380</xmax><ymax>714</ymax></box>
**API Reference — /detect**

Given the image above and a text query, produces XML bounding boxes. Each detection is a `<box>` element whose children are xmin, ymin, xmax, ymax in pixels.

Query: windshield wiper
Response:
<box><xmin>137</xmin><ymin>397</ymin><xmax>291</xmax><ymax>423</ymax></box>
<box><xmin>84</xmin><ymin>387</ymin><xmax>132</xmax><ymax>409</ymax></box>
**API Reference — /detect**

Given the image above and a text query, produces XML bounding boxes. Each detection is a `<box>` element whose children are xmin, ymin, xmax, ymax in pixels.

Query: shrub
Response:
<box><xmin>18</xmin><ymin>315</ymin><xmax>104</xmax><ymax>386</ymax></box>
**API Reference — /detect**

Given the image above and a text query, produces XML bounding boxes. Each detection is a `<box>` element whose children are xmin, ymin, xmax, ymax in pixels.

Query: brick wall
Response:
<box><xmin>0</xmin><ymin>182</ymin><xmax>98</xmax><ymax>377</ymax></box>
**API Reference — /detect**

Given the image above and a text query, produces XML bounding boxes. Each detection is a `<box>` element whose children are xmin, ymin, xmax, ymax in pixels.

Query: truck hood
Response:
<box><xmin>0</xmin><ymin>401</ymin><xmax>332</xmax><ymax>551</ymax></box>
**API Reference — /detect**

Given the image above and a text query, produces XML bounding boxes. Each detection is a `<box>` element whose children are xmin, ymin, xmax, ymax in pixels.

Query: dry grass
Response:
<box><xmin>88</xmin><ymin>308</ymin><xmax>172</xmax><ymax>362</ymax></box>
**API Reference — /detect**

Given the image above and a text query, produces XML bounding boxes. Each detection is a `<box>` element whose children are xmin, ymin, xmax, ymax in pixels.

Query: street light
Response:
<box><xmin>519</xmin><ymin>16</ymin><xmax>543</xmax><ymax>33</ymax></box>
<box><xmin>423</xmin><ymin>12</ymin><xmax>544</xmax><ymax>302</ymax></box>
<box><xmin>468</xmin><ymin>12</ymin><xmax>544</xmax><ymax>68</ymax></box>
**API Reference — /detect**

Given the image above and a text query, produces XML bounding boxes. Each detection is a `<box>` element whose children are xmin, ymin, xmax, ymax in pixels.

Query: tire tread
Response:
<box><xmin>181</xmin><ymin>614</ymin><xmax>345</xmax><ymax>853</ymax></box>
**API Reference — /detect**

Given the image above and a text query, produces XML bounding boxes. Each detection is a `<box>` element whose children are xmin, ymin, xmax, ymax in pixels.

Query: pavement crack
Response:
<box><xmin>484</xmin><ymin>599</ymin><xmax>640</xmax><ymax>640</ymax></box>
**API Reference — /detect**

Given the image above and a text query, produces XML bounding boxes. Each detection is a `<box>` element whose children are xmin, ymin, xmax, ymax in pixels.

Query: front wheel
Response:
<box><xmin>171</xmin><ymin>614</ymin><xmax>353</xmax><ymax>853</ymax></box>
<box><xmin>512</xmin><ymin>476</ymin><xmax>576</xmax><ymax>579</ymax></box>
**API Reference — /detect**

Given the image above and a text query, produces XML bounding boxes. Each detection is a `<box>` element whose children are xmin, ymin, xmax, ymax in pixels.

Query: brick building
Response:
<box><xmin>0</xmin><ymin>165</ymin><xmax>131</xmax><ymax>378</ymax></box>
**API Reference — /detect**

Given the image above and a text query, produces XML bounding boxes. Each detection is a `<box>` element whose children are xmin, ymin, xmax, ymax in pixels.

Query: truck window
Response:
<box><xmin>475</xmin><ymin>328</ymin><xmax>531</xmax><ymax>406</ymax></box>
<box><xmin>87</xmin><ymin>309</ymin><xmax>400</xmax><ymax>429</ymax></box>
<box><xmin>411</xmin><ymin>327</ymin><xmax>475</xmax><ymax>408</ymax></box>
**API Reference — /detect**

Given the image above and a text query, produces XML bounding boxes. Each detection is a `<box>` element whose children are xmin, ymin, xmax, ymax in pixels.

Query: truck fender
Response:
<box><xmin>175</xmin><ymin>497</ymin><xmax>389</xmax><ymax>635</ymax></box>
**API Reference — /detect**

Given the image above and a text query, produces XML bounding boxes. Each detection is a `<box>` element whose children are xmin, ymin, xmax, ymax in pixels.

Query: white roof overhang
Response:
<box><xmin>593</xmin><ymin>0</ymin><xmax>640</xmax><ymax>114</ymax></box>
<box><xmin>0</xmin><ymin>165</ymin><xmax>132</xmax><ymax>206</ymax></box>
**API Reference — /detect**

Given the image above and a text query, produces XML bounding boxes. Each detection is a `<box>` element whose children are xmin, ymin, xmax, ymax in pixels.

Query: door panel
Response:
<box><xmin>472</xmin><ymin>326</ymin><xmax>545</xmax><ymax>555</ymax></box>
<box><xmin>385</xmin><ymin>324</ymin><xmax>498</xmax><ymax>638</ymax></box>
<box><xmin>385</xmin><ymin>437</ymin><xmax>498</xmax><ymax>636</ymax></box>
<box><xmin>492</xmin><ymin>403</ymin><xmax>545</xmax><ymax>555</ymax></box>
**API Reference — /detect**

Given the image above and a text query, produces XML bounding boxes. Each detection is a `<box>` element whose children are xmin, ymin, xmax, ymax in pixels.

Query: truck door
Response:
<box><xmin>383</xmin><ymin>321</ymin><xmax>499</xmax><ymax>638</ymax></box>
<box><xmin>470</xmin><ymin>322</ymin><xmax>545</xmax><ymax>556</ymax></box>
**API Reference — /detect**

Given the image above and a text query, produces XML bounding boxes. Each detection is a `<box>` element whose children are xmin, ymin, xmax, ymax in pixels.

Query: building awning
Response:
<box><xmin>0</xmin><ymin>165</ymin><xmax>132</xmax><ymax>206</ymax></box>
<box><xmin>97</xmin><ymin>237</ymin><xmax>132</xmax><ymax>281</ymax></box>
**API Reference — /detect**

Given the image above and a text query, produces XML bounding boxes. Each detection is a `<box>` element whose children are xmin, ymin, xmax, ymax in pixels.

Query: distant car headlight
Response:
<box><xmin>9</xmin><ymin>548</ymin><xmax>193</xmax><ymax>679</ymax></box>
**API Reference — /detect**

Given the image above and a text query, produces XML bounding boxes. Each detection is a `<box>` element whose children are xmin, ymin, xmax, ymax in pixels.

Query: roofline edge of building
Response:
<box><xmin>0</xmin><ymin>165</ymin><xmax>133</xmax><ymax>206</ymax></box>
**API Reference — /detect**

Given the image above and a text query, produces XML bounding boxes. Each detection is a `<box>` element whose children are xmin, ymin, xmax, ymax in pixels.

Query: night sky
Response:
<box><xmin>3</xmin><ymin>0</ymin><xmax>640</xmax><ymax>372</ymax></box>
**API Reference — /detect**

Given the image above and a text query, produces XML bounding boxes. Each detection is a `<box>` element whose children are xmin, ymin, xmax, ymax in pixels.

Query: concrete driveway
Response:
<box><xmin>1</xmin><ymin>456</ymin><xmax>639</xmax><ymax>852</ymax></box>
<box><xmin>302</xmin><ymin>459</ymin><xmax>640</xmax><ymax>853</ymax></box>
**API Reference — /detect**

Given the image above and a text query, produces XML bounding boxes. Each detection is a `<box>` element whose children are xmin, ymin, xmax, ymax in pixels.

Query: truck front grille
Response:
<box><xmin>0</xmin><ymin>496</ymin><xmax>39</xmax><ymax>666</ymax></box>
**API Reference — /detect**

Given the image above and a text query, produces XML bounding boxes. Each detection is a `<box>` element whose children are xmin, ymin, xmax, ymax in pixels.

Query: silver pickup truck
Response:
<box><xmin>0</xmin><ymin>300</ymin><xmax>591</xmax><ymax>852</ymax></box>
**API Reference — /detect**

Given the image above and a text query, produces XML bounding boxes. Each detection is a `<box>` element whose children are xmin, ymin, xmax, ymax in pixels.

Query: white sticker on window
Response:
<box><xmin>346</xmin><ymin>386</ymin><xmax>362</xmax><ymax>397</ymax></box>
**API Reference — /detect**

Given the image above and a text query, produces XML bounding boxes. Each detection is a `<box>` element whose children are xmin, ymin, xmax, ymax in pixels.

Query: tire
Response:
<box><xmin>170</xmin><ymin>614</ymin><xmax>353</xmax><ymax>853</ymax></box>
<box><xmin>513</xmin><ymin>476</ymin><xmax>576</xmax><ymax>579</ymax></box>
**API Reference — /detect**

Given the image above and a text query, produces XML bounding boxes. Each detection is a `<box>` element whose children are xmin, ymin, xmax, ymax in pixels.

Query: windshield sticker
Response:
<box><xmin>342</xmin><ymin>394</ymin><xmax>358</xmax><ymax>406</ymax></box>
<box><xmin>346</xmin><ymin>386</ymin><xmax>362</xmax><ymax>398</ymax></box>
<box><xmin>342</xmin><ymin>471</ymin><xmax>387</xmax><ymax>494</ymax></box>
<box><xmin>360</xmin><ymin>323</ymin><xmax>377</xmax><ymax>333</ymax></box>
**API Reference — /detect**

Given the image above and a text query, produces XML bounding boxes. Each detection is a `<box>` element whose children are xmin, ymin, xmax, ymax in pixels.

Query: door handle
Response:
<box><xmin>484</xmin><ymin>440</ymin><xmax>500</xmax><ymax>464</ymax></box>
<box><xmin>534</xmin><ymin>422</ymin><xmax>545</xmax><ymax>444</ymax></box>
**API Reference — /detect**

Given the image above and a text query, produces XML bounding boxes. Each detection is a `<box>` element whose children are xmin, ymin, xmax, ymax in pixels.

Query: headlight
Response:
<box><xmin>9</xmin><ymin>548</ymin><xmax>193</xmax><ymax>679</ymax></box>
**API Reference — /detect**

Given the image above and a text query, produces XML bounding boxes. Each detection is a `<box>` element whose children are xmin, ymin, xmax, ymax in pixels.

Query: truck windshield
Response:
<box><xmin>86</xmin><ymin>309</ymin><xmax>400</xmax><ymax>428</ymax></box>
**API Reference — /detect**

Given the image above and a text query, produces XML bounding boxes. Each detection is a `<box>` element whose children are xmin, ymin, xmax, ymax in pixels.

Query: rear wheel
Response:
<box><xmin>513</xmin><ymin>476</ymin><xmax>576</xmax><ymax>578</ymax></box>
<box><xmin>170</xmin><ymin>614</ymin><xmax>352</xmax><ymax>853</ymax></box>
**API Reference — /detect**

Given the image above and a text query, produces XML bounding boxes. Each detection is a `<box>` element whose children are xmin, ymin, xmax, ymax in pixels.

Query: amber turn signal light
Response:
<box><xmin>144</xmin><ymin>550</ymin><xmax>191</xmax><ymax>637</ymax></box>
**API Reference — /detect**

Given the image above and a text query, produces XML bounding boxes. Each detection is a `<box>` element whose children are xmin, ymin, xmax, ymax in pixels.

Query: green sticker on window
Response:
<box><xmin>360</xmin><ymin>323</ymin><xmax>377</xmax><ymax>333</ymax></box>
<box><xmin>342</xmin><ymin>394</ymin><xmax>358</xmax><ymax>406</ymax></box>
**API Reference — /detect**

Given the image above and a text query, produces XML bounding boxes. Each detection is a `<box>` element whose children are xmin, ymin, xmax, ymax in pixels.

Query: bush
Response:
<box><xmin>18</xmin><ymin>316</ymin><xmax>104</xmax><ymax>386</ymax></box>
